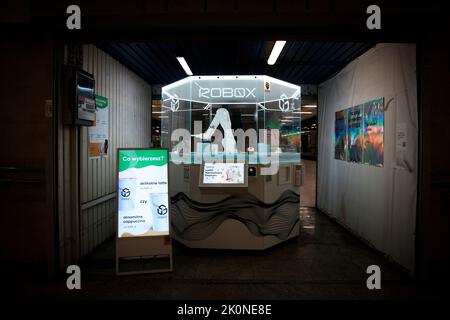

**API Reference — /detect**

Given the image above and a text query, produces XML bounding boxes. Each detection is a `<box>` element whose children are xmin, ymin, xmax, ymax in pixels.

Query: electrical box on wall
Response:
<box><xmin>62</xmin><ymin>66</ymin><xmax>96</xmax><ymax>126</ymax></box>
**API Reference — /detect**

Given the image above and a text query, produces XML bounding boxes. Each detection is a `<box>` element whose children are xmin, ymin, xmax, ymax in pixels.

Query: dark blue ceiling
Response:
<box><xmin>98</xmin><ymin>41</ymin><xmax>374</xmax><ymax>86</ymax></box>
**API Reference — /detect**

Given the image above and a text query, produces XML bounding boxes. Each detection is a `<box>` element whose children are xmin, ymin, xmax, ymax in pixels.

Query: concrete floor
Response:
<box><xmin>4</xmin><ymin>207</ymin><xmax>448</xmax><ymax>300</ymax></box>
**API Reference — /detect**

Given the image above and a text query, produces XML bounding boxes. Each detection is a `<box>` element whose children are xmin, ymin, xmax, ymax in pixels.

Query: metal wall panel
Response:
<box><xmin>80</xmin><ymin>44</ymin><xmax>152</xmax><ymax>257</ymax></box>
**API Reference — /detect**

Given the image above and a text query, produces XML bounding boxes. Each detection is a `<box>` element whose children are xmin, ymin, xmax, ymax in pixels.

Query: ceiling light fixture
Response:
<box><xmin>302</xmin><ymin>105</ymin><xmax>317</xmax><ymax>108</ymax></box>
<box><xmin>176</xmin><ymin>57</ymin><xmax>193</xmax><ymax>76</ymax></box>
<box><xmin>267</xmin><ymin>41</ymin><xmax>286</xmax><ymax>65</ymax></box>
<box><xmin>293</xmin><ymin>111</ymin><xmax>313</xmax><ymax>114</ymax></box>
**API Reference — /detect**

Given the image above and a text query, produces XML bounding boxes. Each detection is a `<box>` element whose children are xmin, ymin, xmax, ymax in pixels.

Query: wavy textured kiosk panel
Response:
<box><xmin>170</xmin><ymin>190</ymin><xmax>300</xmax><ymax>241</ymax></box>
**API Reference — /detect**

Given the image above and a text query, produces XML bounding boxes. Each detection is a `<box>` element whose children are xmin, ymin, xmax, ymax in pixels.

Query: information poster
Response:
<box><xmin>363</xmin><ymin>97</ymin><xmax>384</xmax><ymax>166</ymax></box>
<box><xmin>118</xmin><ymin>149</ymin><xmax>169</xmax><ymax>238</ymax></box>
<box><xmin>396</xmin><ymin>122</ymin><xmax>407</xmax><ymax>152</ymax></box>
<box><xmin>203</xmin><ymin>163</ymin><xmax>245</xmax><ymax>184</ymax></box>
<box><xmin>347</xmin><ymin>105</ymin><xmax>363</xmax><ymax>162</ymax></box>
<box><xmin>89</xmin><ymin>95</ymin><xmax>109</xmax><ymax>158</ymax></box>
<box><xmin>334</xmin><ymin>109</ymin><xmax>347</xmax><ymax>160</ymax></box>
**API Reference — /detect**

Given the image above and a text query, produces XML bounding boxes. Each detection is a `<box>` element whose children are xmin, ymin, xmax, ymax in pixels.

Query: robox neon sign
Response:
<box><xmin>198</xmin><ymin>87</ymin><xmax>257</xmax><ymax>99</ymax></box>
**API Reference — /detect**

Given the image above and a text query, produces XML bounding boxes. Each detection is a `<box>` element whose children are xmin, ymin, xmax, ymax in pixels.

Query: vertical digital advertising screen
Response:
<box><xmin>117</xmin><ymin>149</ymin><xmax>169</xmax><ymax>238</ymax></box>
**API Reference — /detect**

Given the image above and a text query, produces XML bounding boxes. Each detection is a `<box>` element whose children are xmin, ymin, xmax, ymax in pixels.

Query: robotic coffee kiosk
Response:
<box><xmin>161</xmin><ymin>76</ymin><xmax>302</xmax><ymax>250</ymax></box>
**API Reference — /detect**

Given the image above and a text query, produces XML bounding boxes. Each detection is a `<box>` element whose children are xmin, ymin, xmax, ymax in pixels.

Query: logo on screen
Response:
<box><xmin>157</xmin><ymin>204</ymin><xmax>168</xmax><ymax>215</ymax></box>
<box><xmin>121</xmin><ymin>188</ymin><xmax>131</xmax><ymax>198</ymax></box>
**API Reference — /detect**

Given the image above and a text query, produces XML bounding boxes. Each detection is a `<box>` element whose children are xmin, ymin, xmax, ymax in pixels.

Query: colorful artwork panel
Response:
<box><xmin>363</xmin><ymin>97</ymin><xmax>384</xmax><ymax>166</ymax></box>
<box><xmin>334</xmin><ymin>110</ymin><xmax>347</xmax><ymax>160</ymax></box>
<box><xmin>346</xmin><ymin>105</ymin><xmax>363</xmax><ymax>163</ymax></box>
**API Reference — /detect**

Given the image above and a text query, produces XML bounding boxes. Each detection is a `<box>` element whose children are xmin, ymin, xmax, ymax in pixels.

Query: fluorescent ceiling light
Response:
<box><xmin>293</xmin><ymin>111</ymin><xmax>313</xmax><ymax>114</ymax></box>
<box><xmin>176</xmin><ymin>57</ymin><xmax>193</xmax><ymax>76</ymax></box>
<box><xmin>152</xmin><ymin>111</ymin><xmax>166</xmax><ymax>114</ymax></box>
<box><xmin>158</xmin><ymin>116</ymin><xmax>169</xmax><ymax>119</ymax></box>
<box><xmin>302</xmin><ymin>105</ymin><xmax>317</xmax><ymax>108</ymax></box>
<box><xmin>267</xmin><ymin>41</ymin><xmax>286</xmax><ymax>65</ymax></box>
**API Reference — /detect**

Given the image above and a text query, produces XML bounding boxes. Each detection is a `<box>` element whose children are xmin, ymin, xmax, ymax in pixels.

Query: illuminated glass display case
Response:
<box><xmin>161</xmin><ymin>75</ymin><xmax>301</xmax><ymax>164</ymax></box>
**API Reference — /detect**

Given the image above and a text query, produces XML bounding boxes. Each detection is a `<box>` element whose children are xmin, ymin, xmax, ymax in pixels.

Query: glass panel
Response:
<box><xmin>162</xmin><ymin>76</ymin><xmax>301</xmax><ymax>164</ymax></box>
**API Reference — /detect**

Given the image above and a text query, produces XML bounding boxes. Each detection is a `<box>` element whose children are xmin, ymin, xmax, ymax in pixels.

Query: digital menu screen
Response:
<box><xmin>117</xmin><ymin>149</ymin><xmax>170</xmax><ymax>238</ymax></box>
<box><xmin>202</xmin><ymin>163</ymin><xmax>245</xmax><ymax>185</ymax></box>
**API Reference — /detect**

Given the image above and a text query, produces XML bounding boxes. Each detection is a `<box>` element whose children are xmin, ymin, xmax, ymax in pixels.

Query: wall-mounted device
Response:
<box><xmin>62</xmin><ymin>66</ymin><xmax>96</xmax><ymax>126</ymax></box>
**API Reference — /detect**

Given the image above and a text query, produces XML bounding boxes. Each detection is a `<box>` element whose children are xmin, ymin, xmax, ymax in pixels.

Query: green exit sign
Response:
<box><xmin>95</xmin><ymin>95</ymin><xmax>108</xmax><ymax>109</ymax></box>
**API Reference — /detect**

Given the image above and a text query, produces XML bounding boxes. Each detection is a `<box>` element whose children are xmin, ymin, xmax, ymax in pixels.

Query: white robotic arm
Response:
<box><xmin>193</xmin><ymin>107</ymin><xmax>237</xmax><ymax>155</ymax></box>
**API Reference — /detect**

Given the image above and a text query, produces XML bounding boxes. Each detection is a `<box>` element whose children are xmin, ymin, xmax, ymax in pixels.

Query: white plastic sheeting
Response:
<box><xmin>317</xmin><ymin>44</ymin><xmax>418</xmax><ymax>273</ymax></box>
